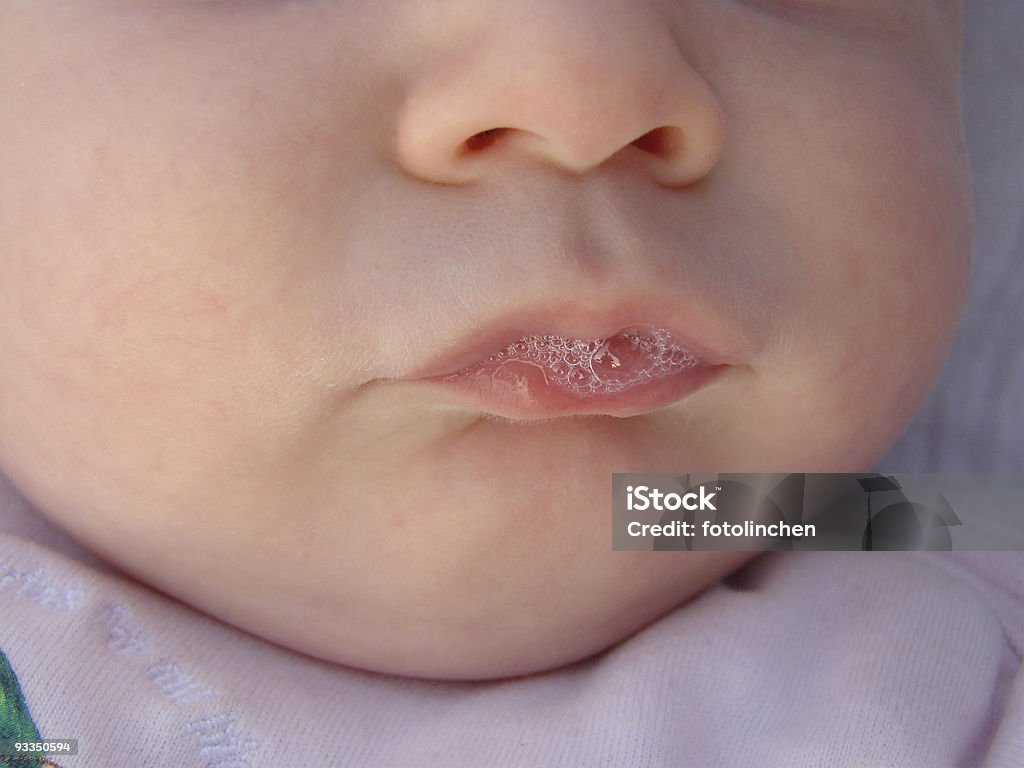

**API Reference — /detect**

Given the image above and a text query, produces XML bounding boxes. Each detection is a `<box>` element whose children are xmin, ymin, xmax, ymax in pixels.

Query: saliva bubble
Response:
<box><xmin>458</xmin><ymin>326</ymin><xmax>700</xmax><ymax>395</ymax></box>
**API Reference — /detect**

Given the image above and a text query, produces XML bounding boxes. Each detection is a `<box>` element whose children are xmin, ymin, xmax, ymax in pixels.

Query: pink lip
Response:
<box><xmin>410</xmin><ymin>306</ymin><xmax>743</xmax><ymax>420</ymax></box>
<box><xmin>425</xmin><ymin>356</ymin><xmax>726</xmax><ymax>420</ymax></box>
<box><xmin>408</xmin><ymin>303</ymin><xmax>747</xmax><ymax>379</ymax></box>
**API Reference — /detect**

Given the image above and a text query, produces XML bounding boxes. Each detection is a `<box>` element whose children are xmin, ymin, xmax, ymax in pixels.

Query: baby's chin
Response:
<box><xmin>215</xmin><ymin>544</ymin><xmax>759</xmax><ymax>681</ymax></box>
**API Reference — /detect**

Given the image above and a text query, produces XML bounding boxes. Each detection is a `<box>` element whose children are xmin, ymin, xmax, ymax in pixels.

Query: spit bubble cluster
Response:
<box><xmin>451</xmin><ymin>326</ymin><xmax>700</xmax><ymax>395</ymax></box>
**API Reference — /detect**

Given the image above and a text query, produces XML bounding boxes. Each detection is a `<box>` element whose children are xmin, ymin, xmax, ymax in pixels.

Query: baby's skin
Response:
<box><xmin>0</xmin><ymin>0</ymin><xmax>971</xmax><ymax>679</ymax></box>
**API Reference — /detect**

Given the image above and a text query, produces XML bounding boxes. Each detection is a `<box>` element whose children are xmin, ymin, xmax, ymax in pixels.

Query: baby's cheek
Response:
<box><xmin>1</xmin><ymin>252</ymin><xmax>256</xmax><ymax>509</ymax></box>
<box><xmin>750</xmin><ymin>100</ymin><xmax>970</xmax><ymax>468</ymax></box>
<box><xmin>844</xmin><ymin>144</ymin><xmax>969</xmax><ymax>403</ymax></box>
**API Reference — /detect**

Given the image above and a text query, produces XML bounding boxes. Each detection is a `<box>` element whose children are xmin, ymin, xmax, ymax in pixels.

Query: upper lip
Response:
<box><xmin>404</xmin><ymin>294</ymin><xmax>752</xmax><ymax>381</ymax></box>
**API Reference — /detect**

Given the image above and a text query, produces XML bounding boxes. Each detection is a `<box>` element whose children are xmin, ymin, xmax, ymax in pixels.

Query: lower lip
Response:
<box><xmin>423</xmin><ymin>361</ymin><xmax>726</xmax><ymax>420</ymax></box>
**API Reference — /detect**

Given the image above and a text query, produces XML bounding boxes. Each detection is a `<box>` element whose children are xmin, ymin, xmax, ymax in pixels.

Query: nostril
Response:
<box><xmin>462</xmin><ymin>128</ymin><xmax>511</xmax><ymax>153</ymax></box>
<box><xmin>631</xmin><ymin>126</ymin><xmax>683</xmax><ymax>157</ymax></box>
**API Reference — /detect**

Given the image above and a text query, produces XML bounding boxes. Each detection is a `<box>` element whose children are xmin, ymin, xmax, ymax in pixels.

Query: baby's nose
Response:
<box><xmin>394</xmin><ymin>0</ymin><xmax>726</xmax><ymax>188</ymax></box>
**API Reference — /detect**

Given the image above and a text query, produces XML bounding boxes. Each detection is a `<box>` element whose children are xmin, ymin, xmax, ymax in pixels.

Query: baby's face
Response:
<box><xmin>0</xmin><ymin>1</ymin><xmax>970</xmax><ymax>679</ymax></box>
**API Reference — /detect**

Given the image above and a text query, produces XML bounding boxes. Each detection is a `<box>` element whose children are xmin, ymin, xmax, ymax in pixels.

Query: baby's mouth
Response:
<box><xmin>424</xmin><ymin>325</ymin><xmax>724</xmax><ymax>419</ymax></box>
<box><xmin>440</xmin><ymin>326</ymin><xmax>700</xmax><ymax>395</ymax></box>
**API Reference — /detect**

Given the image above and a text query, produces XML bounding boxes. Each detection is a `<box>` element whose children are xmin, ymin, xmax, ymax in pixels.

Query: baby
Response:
<box><xmin>0</xmin><ymin>0</ymin><xmax>974</xmax><ymax>690</ymax></box>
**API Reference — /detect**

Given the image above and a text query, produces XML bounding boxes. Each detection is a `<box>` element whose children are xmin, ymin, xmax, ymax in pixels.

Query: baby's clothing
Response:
<box><xmin>1</xmin><ymin>470</ymin><xmax>1021</xmax><ymax>767</ymax></box>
